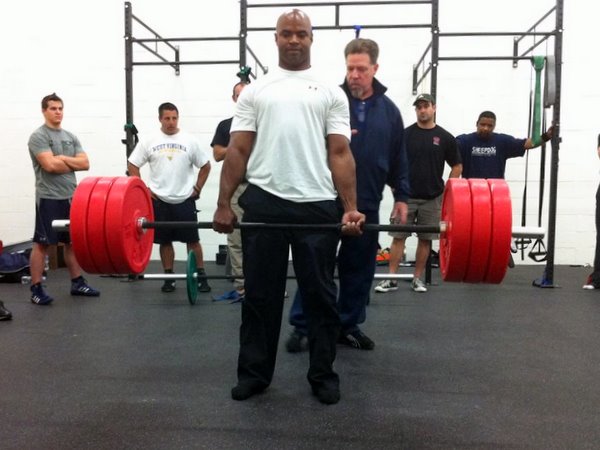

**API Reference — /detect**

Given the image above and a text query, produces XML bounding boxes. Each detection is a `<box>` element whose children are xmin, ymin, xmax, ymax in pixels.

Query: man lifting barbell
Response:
<box><xmin>213</xmin><ymin>9</ymin><xmax>365</xmax><ymax>405</ymax></box>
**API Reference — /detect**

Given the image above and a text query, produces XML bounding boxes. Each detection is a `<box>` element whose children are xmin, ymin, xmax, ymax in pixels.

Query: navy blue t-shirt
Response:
<box><xmin>456</xmin><ymin>132</ymin><xmax>526</xmax><ymax>179</ymax></box>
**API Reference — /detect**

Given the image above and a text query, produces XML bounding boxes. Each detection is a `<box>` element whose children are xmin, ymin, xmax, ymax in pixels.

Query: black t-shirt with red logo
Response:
<box><xmin>405</xmin><ymin>123</ymin><xmax>461</xmax><ymax>199</ymax></box>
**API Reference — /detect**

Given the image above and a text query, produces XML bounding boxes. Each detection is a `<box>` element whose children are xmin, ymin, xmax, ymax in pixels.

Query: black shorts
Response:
<box><xmin>33</xmin><ymin>198</ymin><xmax>72</xmax><ymax>245</ymax></box>
<box><xmin>152</xmin><ymin>197</ymin><xmax>200</xmax><ymax>244</ymax></box>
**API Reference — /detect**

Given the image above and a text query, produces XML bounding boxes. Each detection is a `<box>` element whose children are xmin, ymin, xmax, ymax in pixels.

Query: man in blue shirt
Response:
<box><xmin>457</xmin><ymin>110</ymin><xmax>552</xmax><ymax>179</ymax></box>
<box><xmin>285</xmin><ymin>37</ymin><xmax>410</xmax><ymax>352</ymax></box>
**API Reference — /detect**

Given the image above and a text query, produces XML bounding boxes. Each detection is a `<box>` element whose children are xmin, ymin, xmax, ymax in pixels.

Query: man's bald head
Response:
<box><xmin>276</xmin><ymin>9</ymin><xmax>312</xmax><ymax>33</ymax></box>
<box><xmin>274</xmin><ymin>9</ymin><xmax>313</xmax><ymax>71</ymax></box>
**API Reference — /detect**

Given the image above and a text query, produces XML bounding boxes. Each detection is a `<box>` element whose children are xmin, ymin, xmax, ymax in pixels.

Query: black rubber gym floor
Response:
<box><xmin>1</xmin><ymin>262</ymin><xmax>599</xmax><ymax>449</ymax></box>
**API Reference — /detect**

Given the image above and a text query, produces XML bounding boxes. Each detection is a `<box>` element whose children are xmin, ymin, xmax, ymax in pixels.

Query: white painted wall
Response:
<box><xmin>1</xmin><ymin>0</ymin><xmax>596</xmax><ymax>268</ymax></box>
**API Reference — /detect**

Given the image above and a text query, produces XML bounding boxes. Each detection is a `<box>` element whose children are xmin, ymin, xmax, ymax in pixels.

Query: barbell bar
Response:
<box><xmin>52</xmin><ymin>176</ymin><xmax>546</xmax><ymax>285</ymax></box>
<box><xmin>53</xmin><ymin>219</ymin><xmax>446</xmax><ymax>234</ymax></box>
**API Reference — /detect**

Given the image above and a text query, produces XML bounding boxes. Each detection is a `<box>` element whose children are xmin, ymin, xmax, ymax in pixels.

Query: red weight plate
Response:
<box><xmin>439</xmin><ymin>178</ymin><xmax>472</xmax><ymax>282</ymax></box>
<box><xmin>105</xmin><ymin>177</ymin><xmax>154</xmax><ymax>274</ymax></box>
<box><xmin>464</xmin><ymin>179</ymin><xmax>492</xmax><ymax>283</ymax></box>
<box><xmin>87</xmin><ymin>177</ymin><xmax>119</xmax><ymax>274</ymax></box>
<box><xmin>484</xmin><ymin>179</ymin><xmax>512</xmax><ymax>283</ymax></box>
<box><xmin>70</xmin><ymin>177</ymin><xmax>101</xmax><ymax>273</ymax></box>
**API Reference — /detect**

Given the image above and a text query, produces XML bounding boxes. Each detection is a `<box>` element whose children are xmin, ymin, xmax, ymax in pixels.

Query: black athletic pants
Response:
<box><xmin>237</xmin><ymin>185</ymin><xmax>341</xmax><ymax>391</ymax></box>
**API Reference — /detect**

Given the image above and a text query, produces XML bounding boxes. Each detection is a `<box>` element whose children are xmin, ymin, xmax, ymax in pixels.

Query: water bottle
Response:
<box><xmin>21</xmin><ymin>275</ymin><xmax>46</xmax><ymax>285</ymax></box>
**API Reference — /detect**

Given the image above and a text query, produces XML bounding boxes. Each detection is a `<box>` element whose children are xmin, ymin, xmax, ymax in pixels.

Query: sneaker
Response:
<box><xmin>286</xmin><ymin>330</ymin><xmax>308</xmax><ymax>353</ymax></box>
<box><xmin>197</xmin><ymin>268</ymin><xmax>211</xmax><ymax>293</ymax></box>
<box><xmin>583</xmin><ymin>274</ymin><xmax>600</xmax><ymax>290</ymax></box>
<box><xmin>161</xmin><ymin>279</ymin><xmax>176</xmax><ymax>293</ymax></box>
<box><xmin>30</xmin><ymin>283</ymin><xmax>54</xmax><ymax>305</ymax></box>
<box><xmin>411</xmin><ymin>278</ymin><xmax>427</xmax><ymax>293</ymax></box>
<box><xmin>338</xmin><ymin>330</ymin><xmax>374</xmax><ymax>350</ymax></box>
<box><xmin>70</xmin><ymin>278</ymin><xmax>100</xmax><ymax>297</ymax></box>
<box><xmin>0</xmin><ymin>301</ymin><xmax>13</xmax><ymax>320</ymax></box>
<box><xmin>374</xmin><ymin>279</ymin><xmax>398</xmax><ymax>293</ymax></box>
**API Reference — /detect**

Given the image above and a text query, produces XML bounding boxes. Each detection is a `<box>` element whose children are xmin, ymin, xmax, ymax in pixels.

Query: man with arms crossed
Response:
<box><xmin>28</xmin><ymin>93</ymin><xmax>100</xmax><ymax>305</ymax></box>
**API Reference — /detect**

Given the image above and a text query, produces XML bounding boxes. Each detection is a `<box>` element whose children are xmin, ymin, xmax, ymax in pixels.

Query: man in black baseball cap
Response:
<box><xmin>413</xmin><ymin>93</ymin><xmax>435</xmax><ymax>105</ymax></box>
<box><xmin>376</xmin><ymin>91</ymin><xmax>461</xmax><ymax>294</ymax></box>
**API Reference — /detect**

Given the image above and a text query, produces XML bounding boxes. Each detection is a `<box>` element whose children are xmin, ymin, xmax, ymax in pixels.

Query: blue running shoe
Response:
<box><xmin>30</xmin><ymin>283</ymin><xmax>54</xmax><ymax>305</ymax></box>
<box><xmin>70</xmin><ymin>277</ymin><xmax>100</xmax><ymax>297</ymax></box>
<box><xmin>213</xmin><ymin>289</ymin><xmax>244</xmax><ymax>302</ymax></box>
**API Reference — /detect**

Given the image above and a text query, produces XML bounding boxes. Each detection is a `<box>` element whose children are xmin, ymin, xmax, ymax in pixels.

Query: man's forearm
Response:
<box><xmin>60</xmin><ymin>154</ymin><xmax>90</xmax><ymax>171</ymax></box>
<box><xmin>194</xmin><ymin>164</ymin><xmax>211</xmax><ymax>194</ymax></box>
<box><xmin>449</xmin><ymin>164</ymin><xmax>463</xmax><ymax>178</ymax></box>
<box><xmin>330</xmin><ymin>151</ymin><xmax>358</xmax><ymax>213</ymax></box>
<box><xmin>217</xmin><ymin>150</ymin><xmax>247</xmax><ymax>207</ymax></box>
<box><xmin>46</xmin><ymin>157</ymin><xmax>73</xmax><ymax>174</ymax></box>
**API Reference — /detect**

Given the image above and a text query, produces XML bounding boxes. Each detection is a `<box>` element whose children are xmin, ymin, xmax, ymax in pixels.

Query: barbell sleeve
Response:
<box><xmin>52</xmin><ymin>219</ymin><xmax>71</xmax><ymax>231</ymax></box>
<box><xmin>511</xmin><ymin>226</ymin><xmax>546</xmax><ymax>239</ymax></box>
<box><xmin>139</xmin><ymin>273</ymin><xmax>195</xmax><ymax>281</ymax></box>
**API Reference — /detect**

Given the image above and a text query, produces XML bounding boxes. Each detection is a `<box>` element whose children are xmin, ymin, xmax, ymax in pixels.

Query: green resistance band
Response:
<box><xmin>531</xmin><ymin>56</ymin><xmax>545</xmax><ymax>147</ymax></box>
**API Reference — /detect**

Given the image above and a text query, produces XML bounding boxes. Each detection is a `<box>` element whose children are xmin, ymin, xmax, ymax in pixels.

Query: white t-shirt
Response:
<box><xmin>128</xmin><ymin>130</ymin><xmax>209</xmax><ymax>204</ymax></box>
<box><xmin>231</xmin><ymin>67</ymin><xmax>351</xmax><ymax>202</ymax></box>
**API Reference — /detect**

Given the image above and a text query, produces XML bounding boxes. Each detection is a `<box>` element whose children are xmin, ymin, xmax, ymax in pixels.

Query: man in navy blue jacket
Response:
<box><xmin>286</xmin><ymin>38</ymin><xmax>410</xmax><ymax>351</ymax></box>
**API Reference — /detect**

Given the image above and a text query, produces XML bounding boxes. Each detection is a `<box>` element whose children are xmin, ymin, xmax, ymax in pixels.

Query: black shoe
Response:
<box><xmin>285</xmin><ymin>330</ymin><xmax>308</xmax><ymax>353</ymax></box>
<box><xmin>198</xmin><ymin>280</ymin><xmax>211</xmax><ymax>293</ymax></box>
<box><xmin>30</xmin><ymin>283</ymin><xmax>54</xmax><ymax>305</ymax></box>
<box><xmin>0</xmin><ymin>301</ymin><xmax>12</xmax><ymax>321</ymax></box>
<box><xmin>231</xmin><ymin>382</ymin><xmax>267</xmax><ymax>401</ymax></box>
<box><xmin>161</xmin><ymin>279</ymin><xmax>176</xmax><ymax>293</ymax></box>
<box><xmin>197</xmin><ymin>268</ymin><xmax>211</xmax><ymax>293</ymax></box>
<box><xmin>338</xmin><ymin>330</ymin><xmax>375</xmax><ymax>350</ymax></box>
<box><xmin>312</xmin><ymin>385</ymin><xmax>340</xmax><ymax>405</ymax></box>
<box><xmin>70</xmin><ymin>277</ymin><xmax>100</xmax><ymax>297</ymax></box>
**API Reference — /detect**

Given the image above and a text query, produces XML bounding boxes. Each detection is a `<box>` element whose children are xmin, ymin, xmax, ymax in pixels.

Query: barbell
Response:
<box><xmin>52</xmin><ymin>176</ymin><xmax>545</xmax><ymax>285</ymax></box>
